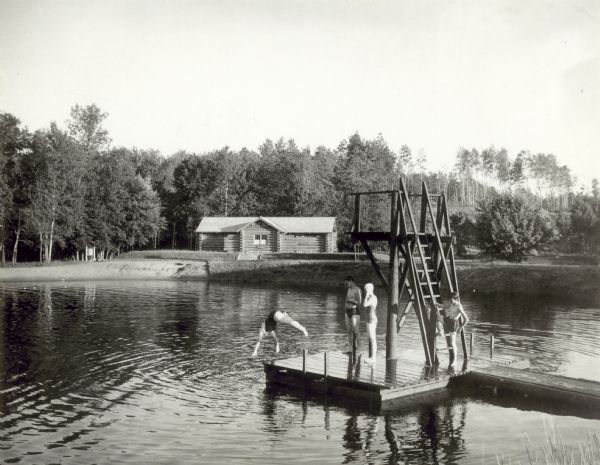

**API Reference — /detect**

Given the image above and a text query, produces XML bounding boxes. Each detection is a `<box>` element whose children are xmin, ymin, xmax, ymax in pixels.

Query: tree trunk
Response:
<box><xmin>0</xmin><ymin>243</ymin><xmax>4</xmax><ymax>265</ymax></box>
<box><xmin>12</xmin><ymin>227</ymin><xmax>21</xmax><ymax>265</ymax></box>
<box><xmin>172</xmin><ymin>221</ymin><xmax>176</xmax><ymax>249</ymax></box>
<box><xmin>47</xmin><ymin>219</ymin><xmax>55</xmax><ymax>263</ymax></box>
<box><xmin>39</xmin><ymin>233</ymin><xmax>43</xmax><ymax>263</ymax></box>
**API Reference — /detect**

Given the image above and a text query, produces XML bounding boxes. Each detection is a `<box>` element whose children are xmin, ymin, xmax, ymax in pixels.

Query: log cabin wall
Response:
<box><xmin>240</xmin><ymin>221</ymin><xmax>278</xmax><ymax>252</ymax></box>
<box><xmin>198</xmin><ymin>233</ymin><xmax>240</xmax><ymax>252</ymax></box>
<box><xmin>279</xmin><ymin>233</ymin><xmax>327</xmax><ymax>253</ymax></box>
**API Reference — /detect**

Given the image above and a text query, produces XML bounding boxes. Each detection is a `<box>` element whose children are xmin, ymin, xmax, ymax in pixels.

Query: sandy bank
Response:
<box><xmin>0</xmin><ymin>260</ymin><xmax>208</xmax><ymax>281</ymax></box>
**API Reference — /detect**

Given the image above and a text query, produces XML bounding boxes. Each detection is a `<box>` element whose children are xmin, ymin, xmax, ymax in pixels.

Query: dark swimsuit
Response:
<box><xmin>345</xmin><ymin>302</ymin><xmax>360</xmax><ymax>317</ymax></box>
<box><xmin>440</xmin><ymin>308</ymin><xmax>459</xmax><ymax>334</ymax></box>
<box><xmin>264</xmin><ymin>310</ymin><xmax>278</xmax><ymax>332</ymax></box>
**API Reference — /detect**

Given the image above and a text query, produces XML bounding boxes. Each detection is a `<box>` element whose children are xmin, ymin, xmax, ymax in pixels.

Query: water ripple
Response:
<box><xmin>1</xmin><ymin>282</ymin><xmax>599</xmax><ymax>464</ymax></box>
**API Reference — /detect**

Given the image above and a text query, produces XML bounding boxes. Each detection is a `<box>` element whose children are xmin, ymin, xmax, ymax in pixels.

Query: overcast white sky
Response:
<box><xmin>1</xmin><ymin>0</ymin><xmax>599</xmax><ymax>188</ymax></box>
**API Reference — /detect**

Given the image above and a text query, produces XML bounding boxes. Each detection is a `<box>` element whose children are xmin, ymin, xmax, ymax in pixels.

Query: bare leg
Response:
<box><xmin>345</xmin><ymin>314</ymin><xmax>354</xmax><ymax>352</ymax></box>
<box><xmin>450</xmin><ymin>333</ymin><xmax>458</xmax><ymax>366</ymax></box>
<box><xmin>277</xmin><ymin>313</ymin><xmax>308</xmax><ymax>336</ymax></box>
<box><xmin>366</xmin><ymin>320</ymin><xmax>377</xmax><ymax>363</ymax></box>
<box><xmin>446</xmin><ymin>333</ymin><xmax>457</xmax><ymax>366</ymax></box>
<box><xmin>272</xmin><ymin>331</ymin><xmax>280</xmax><ymax>353</ymax></box>
<box><xmin>252</xmin><ymin>327</ymin><xmax>266</xmax><ymax>357</ymax></box>
<box><xmin>351</xmin><ymin>315</ymin><xmax>360</xmax><ymax>351</ymax></box>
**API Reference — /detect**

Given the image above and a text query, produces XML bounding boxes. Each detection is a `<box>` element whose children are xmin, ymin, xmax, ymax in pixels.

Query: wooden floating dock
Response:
<box><xmin>462</xmin><ymin>365</ymin><xmax>600</xmax><ymax>416</ymax></box>
<box><xmin>264</xmin><ymin>350</ymin><xmax>600</xmax><ymax>413</ymax></box>
<box><xmin>264</xmin><ymin>349</ymin><xmax>526</xmax><ymax>410</ymax></box>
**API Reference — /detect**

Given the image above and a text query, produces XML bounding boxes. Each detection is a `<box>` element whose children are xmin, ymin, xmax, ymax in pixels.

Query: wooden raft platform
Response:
<box><xmin>264</xmin><ymin>350</ymin><xmax>525</xmax><ymax>409</ymax></box>
<box><xmin>463</xmin><ymin>365</ymin><xmax>600</xmax><ymax>415</ymax></box>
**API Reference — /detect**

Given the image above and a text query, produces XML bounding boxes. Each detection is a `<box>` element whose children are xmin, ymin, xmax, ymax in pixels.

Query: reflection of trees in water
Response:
<box><xmin>83</xmin><ymin>282</ymin><xmax>96</xmax><ymax>312</ymax></box>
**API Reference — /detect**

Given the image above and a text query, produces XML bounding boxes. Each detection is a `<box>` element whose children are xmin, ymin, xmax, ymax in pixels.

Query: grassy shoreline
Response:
<box><xmin>1</xmin><ymin>255</ymin><xmax>598</xmax><ymax>302</ymax></box>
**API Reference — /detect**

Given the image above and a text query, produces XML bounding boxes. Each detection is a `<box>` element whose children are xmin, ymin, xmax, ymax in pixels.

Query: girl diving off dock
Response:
<box><xmin>251</xmin><ymin>310</ymin><xmax>308</xmax><ymax>357</ymax></box>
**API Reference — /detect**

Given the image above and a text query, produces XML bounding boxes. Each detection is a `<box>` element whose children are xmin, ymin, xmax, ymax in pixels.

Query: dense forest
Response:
<box><xmin>1</xmin><ymin>104</ymin><xmax>599</xmax><ymax>264</ymax></box>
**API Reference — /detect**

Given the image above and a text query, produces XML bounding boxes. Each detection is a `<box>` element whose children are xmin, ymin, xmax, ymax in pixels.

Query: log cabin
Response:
<box><xmin>195</xmin><ymin>216</ymin><xmax>337</xmax><ymax>253</ymax></box>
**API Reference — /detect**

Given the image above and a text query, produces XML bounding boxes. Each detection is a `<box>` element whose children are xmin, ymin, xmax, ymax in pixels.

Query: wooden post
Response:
<box><xmin>386</xmin><ymin>191</ymin><xmax>400</xmax><ymax>360</ymax></box>
<box><xmin>302</xmin><ymin>349</ymin><xmax>307</xmax><ymax>375</ymax></box>
<box><xmin>420</xmin><ymin>183</ymin><xmax>428</xmax><ymax>232</ymax></box>
<box><xmin>354</xmin><ymin>194</ymin><xmax>361</xmax><ymax>233</ymax></box>
<box><xmin>470</xmin><ymin>333</ymin><xmax>474</xmax><ymax>355</ymax></box>
<box><xmin>490</xmin><ymin>335</ymin><xmax>495</xmax><ymax>359</ymax></box>
<box><xmin>323</xmin><ymin>352</ymin><xmax>329</xmax><ymax>390</ymax></box>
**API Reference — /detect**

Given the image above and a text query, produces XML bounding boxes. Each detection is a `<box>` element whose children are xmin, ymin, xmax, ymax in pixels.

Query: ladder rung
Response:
<box><xmin>420</xmin><ymin>282</ymin><xmax>438</xmax><ymax>286</ymax></box>
<box><xmin>423</xmin><ymin>294</ymin><xmax>441</xmax><ymax>299</ymax></box>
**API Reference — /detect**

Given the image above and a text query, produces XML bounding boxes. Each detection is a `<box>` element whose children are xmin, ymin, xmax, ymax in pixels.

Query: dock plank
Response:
<box><xmin>468</xmin><ymin>366</ymin><xmax>600</xmax><ymax>401</ymax></box>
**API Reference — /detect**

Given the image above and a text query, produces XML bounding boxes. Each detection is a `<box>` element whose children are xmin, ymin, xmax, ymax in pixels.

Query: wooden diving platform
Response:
<box><xmin>264</xmin><ymin>349</ymin><xmax>527</xmax><ymax>410</ymax></box>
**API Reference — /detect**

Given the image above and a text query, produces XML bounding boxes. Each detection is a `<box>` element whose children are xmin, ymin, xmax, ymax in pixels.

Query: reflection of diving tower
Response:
<box><xmin>348</xmin><ymin>179</ymin><xmax>467</xmax><ymax>366</ymax></box>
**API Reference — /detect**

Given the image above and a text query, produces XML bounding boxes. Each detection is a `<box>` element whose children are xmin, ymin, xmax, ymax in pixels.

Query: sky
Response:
<box><xmin>0</xmin><ymin>0</ymin><xmax>599</xmax><ymax>188</ymax></box>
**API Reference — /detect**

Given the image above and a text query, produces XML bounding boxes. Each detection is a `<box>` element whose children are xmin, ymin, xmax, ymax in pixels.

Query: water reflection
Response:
<box><xmin>0</xmin><ymin>282</ymin><xmax>599</xmax><ymax>464</ymax></box>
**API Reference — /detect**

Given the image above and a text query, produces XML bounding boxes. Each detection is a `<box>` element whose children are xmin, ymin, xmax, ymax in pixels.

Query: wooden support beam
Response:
<box><xmin>420</xmin><ymin>183</ymin><xmax>428</xmax><ymax>232</ymax></box>
<box><xmin>354</xmin><ymin>194</ymin><xmax>361</xmax><ymax>234</ymax></box>
<box><xmin>397</xmin><ymin>243</ymin><xmax>416</xmax><ymax>331</ymax></box>
<box><xmin>386</xmin><ymin>191</ymin><xmax>400</xmax><ymax>360</ymax></box>
<box><xmin>349</xmin><ymin>189</ymin><xmax>398</xmax><ymax>196</ymax></box>
<box><xmin>303</xmin><ymin>349</ymin><xmax>308</xmax><ymax>377</ymax></box>
<box><xmin>407</xmin><ymin>246</ymin><xmax>433</xmax><ymax>366</ymax></box>
<box><xmin>359</xmin><ymin>239</ymin><xmax>388</xmax><ymax>289</ymax></box>
<box><xmin>398</xmin><ymin>187</ymin><xmax>407</xmax><ymax>237</ymax></box>
<box><xmin>422</xmin><ymin>181</ymin><xmax>454</xmax><ymax>294</ymax></box>
<box><xmin>350</xmin><ymin>232</ymin><xmax>392</xmax><ymax>242</ymax></box>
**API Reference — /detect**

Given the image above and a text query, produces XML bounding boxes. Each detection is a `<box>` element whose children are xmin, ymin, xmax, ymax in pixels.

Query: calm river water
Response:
<box><xmin>1</xmin><ymin>280</ymin><xmax>599</xmax><ymax>464</ymax></box>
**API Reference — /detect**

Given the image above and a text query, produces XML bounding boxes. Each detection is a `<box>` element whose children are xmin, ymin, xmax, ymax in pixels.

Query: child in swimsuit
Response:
<box><xmin>362</xmin><ymin>283</ymin><xmax>378</xmax><ymax>364</ymax></box>
<box><xmin>251</xmin><ymin>310</ymin><xmax>308</xmax><ymax>357</ymax></box>
<box><xmin>344</xmin><ymin>276</ymin><xmax>362</xmax><ymax>354</ymax></box>
<box><xmin>440</xmin><ymin>292</ymin><xmax>469</xmax><ymax>367</ymax></box>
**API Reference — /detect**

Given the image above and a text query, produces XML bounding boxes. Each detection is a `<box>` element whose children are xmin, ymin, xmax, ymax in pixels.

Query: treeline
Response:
<box><xmin>0</xmin><ymin>104</ymin><xmax>598</xmax><ymax>263</ymax></box>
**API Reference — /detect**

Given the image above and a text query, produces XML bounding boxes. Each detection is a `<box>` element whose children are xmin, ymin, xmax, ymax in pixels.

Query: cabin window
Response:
<box><xmin>253</xmin><ymin>234</ymin><xmax>267</xmax><ymax>245</ymax></box>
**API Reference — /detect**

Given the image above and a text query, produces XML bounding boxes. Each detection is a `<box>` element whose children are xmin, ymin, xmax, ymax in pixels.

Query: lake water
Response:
<box><xmin>1</xmin><ymin>281</ymin><xmax>599</xmax><ymax>464</ymax></box>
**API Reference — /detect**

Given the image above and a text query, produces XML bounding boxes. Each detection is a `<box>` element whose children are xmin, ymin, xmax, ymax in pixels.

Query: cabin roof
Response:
<box><xmin>195</xmin><ymin>216</ymin><xmax>337</xmax><ymax>234</ymax></box>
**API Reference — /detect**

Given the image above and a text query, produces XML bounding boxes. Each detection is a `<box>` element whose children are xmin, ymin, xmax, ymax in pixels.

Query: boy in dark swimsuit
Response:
<box><xmin>439</xmin><ymin>293</ymin><xmax>469</xmax><ymax>367</ymax></box>
<box><xmin>251</xmin><ymin>310</ymin><xmax>308</xmax><ymax>357</ymax></box>
<box><xmin>344</xmin><ymin>276</ymin><xmax>362</xmax><ymax>354</ymax></box>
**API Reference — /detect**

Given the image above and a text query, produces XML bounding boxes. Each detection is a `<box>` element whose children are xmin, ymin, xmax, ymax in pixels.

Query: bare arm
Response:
<box><xmin>458</xmin><ymin>304</ymin><xmax>469</xmax><ymax>331</ymax></box>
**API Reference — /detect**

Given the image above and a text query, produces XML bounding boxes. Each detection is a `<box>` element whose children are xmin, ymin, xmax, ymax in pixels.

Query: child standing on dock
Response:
<box><xmin>363</xmin><ymin>283</ymin><xmax>378</xmax><ymax>364</ymax></box>
<box><xmin>251</xmin><ymin>310</ymin><xmax>308</xmax><ymax>357</ymax></box>
<box><xmin>441</xmin><ymin>292</ymin><xmax>469</xmax><ymax>367</ymax></box>
<box><xmin>344</xmin><ymin>276</ymin><xmax>362</xmax><ymax>355</ymax></box>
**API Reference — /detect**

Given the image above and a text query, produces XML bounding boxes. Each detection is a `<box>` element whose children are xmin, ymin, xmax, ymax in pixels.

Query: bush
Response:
<box><xmin>450</xmin><ymin>211</ymin><xmax>478</xmax><ymax>256</ymax></box>
<box><xmin>570</xmin><ymin>194</ymin><xmax>600</xmax><ymax>255</ymax></box>
<box><xmin>476</xmin><ymin>194</ymin><xmax>553</xmax><ymax>262</ymax></box>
